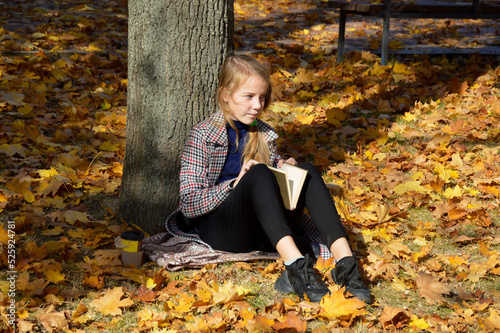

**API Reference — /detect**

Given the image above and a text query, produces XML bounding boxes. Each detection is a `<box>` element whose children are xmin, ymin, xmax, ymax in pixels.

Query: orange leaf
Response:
<box><xmin>415</xmin><ymin>271</ymin><xmax>451</xmax><ymax>305</ymax></box>
<box><xmin>379</xmin><ymin>305</ymin><xmax>409</xmax><ymax>328</ymax></box>
<box><xmin>6</xmin><ymin>177</ymin><xmax>31</xmax><ymax>195</ymax></box>
<box><xmin>271</xmin><ymin>313</ymin><xmax>306</xmax><ymax>333</ymax></box>
<box><xmin>83</xmin><ymin>275</ymin><xmax>105</xmax><ymax>290</ymax></box>
<box><xmin>319</xmin><ymin>287</ymin><xmax>366</xmax><ymax>319</ymax></box>
<box><xmin>39</xmin><ymin>312</ymin><xmax>68</xmax><ymax>333</ymax></box>
<box><xmin>295</xmin><ymin>114</ymin><xmax>315</xmax><ymax>125</ymax></box>
<box><xmin>89</xmin><ymin>287</ymin><xmax>134</xmax><ymax>316</ymax></box>
<box><xmin>315</xmin><ymin>255</ymin><xmax>335</xmax><ymax>274</ymax></box>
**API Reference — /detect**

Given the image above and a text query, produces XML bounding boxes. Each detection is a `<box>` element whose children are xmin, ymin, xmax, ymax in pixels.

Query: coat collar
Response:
<box><xmin>205</xmin><ymin>111</ymin><xmax>277</xmax><ymax>145</ymax></box>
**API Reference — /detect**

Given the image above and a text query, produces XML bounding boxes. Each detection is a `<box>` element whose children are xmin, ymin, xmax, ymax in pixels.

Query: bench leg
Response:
<box><xmin>381</xmin><ymin>1</ymin><xmax>391</xmax><ymax>65</ymax></box>
<box><xmin>338</xmin><ymin>10</ymin><xmax>347</xmax><ymax>62</ymax></box>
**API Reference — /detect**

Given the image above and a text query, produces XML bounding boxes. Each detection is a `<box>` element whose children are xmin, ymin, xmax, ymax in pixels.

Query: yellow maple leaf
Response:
<box><xmin>146</xmin><ymin>278</ymin><xmax>157</xmax><ymax>290</ymax></box>
<box><xmin>45</xmin><ymin>269</ymin><xmax>66</xmax><ymax>284</ymax></box>
<box><xmin>99</xmin><ymin>141</ymin><xmax>120</xmax><ymax>152</ymax></box>
<box><xmin>63</xmin><ymin>210</ymin><xmax>89</xmax><ymax>224</ymax></box>
<box><xmin>0</xmin><ymin>223</ymin><xmax>10</xmax><ymax>245</ymax></box>
<box><xmin>293</xmin><ymin>67</ymin><xmax>314</xmax><ymax>84</ymax></box>
<box><xmin>0</xmin><ymin>143</ymin><xmax>26</xmax><ymax>157</ymax></box>
<box><xmin>393</xmin><ymin>62</ymin><xmax>412</xmax><ymax>74</ymax></box>
<box><xmin>171</xmin><ymin>293</ymin><xmax>196</xmax><ymax>314</ymax></box>
<box><xmin>38</xmin><ymin>167</ymin><xmax>59</xmax><ymax>179</ymax></box>
<box><xmin>137</xmin><ymin>308</ymin><xmax>168</xmax><ymax>328</ymax></box>
<box><xmin>391</xmin><ymin>276</ymin><xmax>409</xmax><ymax>292</ymax></box>
<box><xmin>6</xmin><ymin>177</ymin><xmax>32</xmax><ymax>196</ymax></box>
<box><xmin>480</xmin><ymin>309</ymin><xmax>500</xmax><ymax>331</ymax></box>
<box><xmin>434</xmin><ymin>164</ymin><xmax>459</xmax><ymax>183</ymax></box>
<box><xmin>384</xmin><ymin>241</ymin><xmax>410</xmax><ymax>258</ymax></box>
<box><xmin>443</xmin><ymin>185</ymin><xmax>463</xmax><ymax>199</ymax></box>
<box><xmin>388</xmin><ymin>39</ymin><xmax>405</xmax><ymax>50</ymax></box>
<box><xmin>35</xmin><ymin>178</ymin><xmax>66</xmax><ymax>197</ymax></box>
<box><xmin>90</xmin><ymin>287</ymin><xmax>134</xmax><ymax>316</ymax></box>
<box><xmin>410</xmin><ymin>314</ymin><xmax>430</xmax><ymax>330</ymax></box>
<box><xmin>401</xmin><ymin>112</ymin><xmax>417</xmax><ymax>122</ymax></box>
<box><xmin>393</xmin><ymin>181</ymin><xmax>431</xmax><ymax>195</ymax></box>
<box><xmin>315</xmin><ymin>255</ymin><xmax>335</xmax><ymax>274</ymax></box>
<box><xmin>86</xmin><ymin>42</ymin><xmax>103</xmax><ymax>52</ymax></box>
<box><xmin>364</xmin><ymin>62</ymin><xmax>386</xmax><ymax>76</ymax></box>
<box><xmin>212</xmin><ymin>281</ymin><xmax>250</xmax><ymax>305</ymax></box>
<box><xmin>17</xmin><ymin>103</ymin><xmax>33</xmax><ymax>115</ymax></box>
<box><xmin>269</xmin><ymin>102</ymin><xmax>293</xmax><ymax>114</ymax></box>
<box><xmin>319</xmin><ymin>287</ymin><xmax>366</xmax><ymax>319</ymax></box>
<box><xmin>295</xmin><ymin>114</ymin><xmax>315</xmax><ymax>125</ymax></box>
<box><xmin>325</xmin><ymin>107</ymin><xmax>348</xmax><ymax>127</ymax></box>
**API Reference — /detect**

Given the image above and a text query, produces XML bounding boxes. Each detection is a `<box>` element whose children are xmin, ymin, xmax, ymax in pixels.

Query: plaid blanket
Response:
<box><xmin>142</xmin><ymin>210</ymin><xmax>332</xmax><ymax>271</ymax></box>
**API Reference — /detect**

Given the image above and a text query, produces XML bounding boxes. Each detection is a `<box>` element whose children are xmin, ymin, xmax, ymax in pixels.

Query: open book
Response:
<box><xmin>269</xmin><ymin>164</ymin><xmax>308</xmax><ymax>210</ymax></box>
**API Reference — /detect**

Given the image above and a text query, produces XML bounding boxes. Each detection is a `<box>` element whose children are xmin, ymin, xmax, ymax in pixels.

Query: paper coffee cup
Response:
<box><xmin>117</xmin><ymin>231</ymin><xmax>144</xmax><ymax>267</ymax></box>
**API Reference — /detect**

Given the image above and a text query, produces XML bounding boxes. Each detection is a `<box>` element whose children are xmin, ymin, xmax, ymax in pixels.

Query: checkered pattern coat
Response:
<box><xmin>166</xmin><ymin>112</ymin><xmax>332</xmax><ymax>260</ymax></box>
<box><xmin>179</xmin><ymin>112</ymin><xmax>281</xmax><ymax>218</ymax></box>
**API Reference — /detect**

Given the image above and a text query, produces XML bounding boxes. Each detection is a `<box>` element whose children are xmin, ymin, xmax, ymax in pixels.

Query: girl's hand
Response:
<box><xmin>277</xmin><ymin>157</ymin><xmax>298</xmax><ymax>168</ymax></box>
<box><xmin>233</xmin><ymin>159</ymin><xmax>260</xmax><ymax>187</ymax></box>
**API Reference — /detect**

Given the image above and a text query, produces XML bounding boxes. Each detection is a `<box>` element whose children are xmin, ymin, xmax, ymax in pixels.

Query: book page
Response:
<box><xmin>279</xmin><ymin>164</ymin><xmax>307</xmax><ymax>207</ymax></box>
<box><xmin>268</xmin><ymin>167</ymin><xmax>292</xmax><ymax>209</ymax></box>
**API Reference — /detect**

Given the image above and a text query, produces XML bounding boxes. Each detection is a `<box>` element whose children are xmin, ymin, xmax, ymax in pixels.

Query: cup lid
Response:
<box><xmin>120</xmin><ymin>230</ymin><xmax>145</xmax><ymax>241</ymax></box>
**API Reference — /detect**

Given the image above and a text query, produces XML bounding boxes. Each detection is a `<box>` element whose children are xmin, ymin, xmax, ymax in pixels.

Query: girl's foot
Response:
<box><xmin>274</xmin><ymin>254</ymin><xmax>330</xmax><ymax>303</ymax></box>
<box><xmin>331</xmin><ymin>256</ymin><xmax>372</xmax><ymax>303</ymax></box>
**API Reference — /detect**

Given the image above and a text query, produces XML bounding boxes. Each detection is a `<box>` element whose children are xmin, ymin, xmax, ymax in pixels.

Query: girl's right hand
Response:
<box><xmin>233</xmin><ymin>159</ymin><xmax>260</xmax><ymax>187</ymax></box>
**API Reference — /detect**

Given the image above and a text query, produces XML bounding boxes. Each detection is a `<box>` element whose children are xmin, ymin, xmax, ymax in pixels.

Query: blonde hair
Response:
<box><xmin>216</xmin><ymin>54</ymin><xmax>273</xmax><ymax>165</ymax></box>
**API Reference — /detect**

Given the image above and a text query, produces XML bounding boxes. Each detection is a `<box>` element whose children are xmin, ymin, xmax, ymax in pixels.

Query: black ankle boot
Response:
<box><xmin>274</xmin><ymin>254</ymin><xmax>330</xmax><ymax>303</ymax></box>
<box><xmin>331</xmin><ymin>256</ymin><xmax>372</xmax><ymax>303</ymax></box>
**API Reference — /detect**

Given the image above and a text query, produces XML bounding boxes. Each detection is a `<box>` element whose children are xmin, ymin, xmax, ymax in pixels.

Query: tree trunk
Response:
<box><xmin>120</xmin><ymin>0</ymin><xmax>234</xmax><ymax>234</ymax></box>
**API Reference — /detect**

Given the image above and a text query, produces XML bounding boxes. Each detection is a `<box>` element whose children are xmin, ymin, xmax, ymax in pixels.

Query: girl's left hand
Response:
<box><xmin>278</xmin><ymin>158</ymin><xmax>298</xmax><ymax>168</ymax></box>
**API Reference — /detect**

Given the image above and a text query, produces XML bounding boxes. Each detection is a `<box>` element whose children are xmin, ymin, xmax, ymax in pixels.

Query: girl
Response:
<box><xmin>170</xmin><ymin>54</ymin><xmax>371</xmax><ymax>303</ymax></box>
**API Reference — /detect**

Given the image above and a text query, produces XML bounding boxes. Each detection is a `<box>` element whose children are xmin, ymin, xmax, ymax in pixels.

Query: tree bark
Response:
<box><xmin>120</xmin><ymin>0</ymin><xmax>234</xmax><ymax>234</ymax></box>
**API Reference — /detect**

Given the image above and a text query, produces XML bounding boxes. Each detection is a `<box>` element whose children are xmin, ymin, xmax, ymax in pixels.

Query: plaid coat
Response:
<box><xmin>179</xmin><ymin>112</ymin><xmax>281</xmax><ymax>218</ymax></box>
<box><xmin>166</xmin><ymin>111</ymin><xmax>332</xmax><ymax>260</ymax></box>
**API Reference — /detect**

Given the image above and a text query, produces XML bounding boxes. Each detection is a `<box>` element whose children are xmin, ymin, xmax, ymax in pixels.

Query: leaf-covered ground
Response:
<box><xmin>1</xmin><ymin>0</ymin><xmax>500</xmax><ymax>332</ymax></box>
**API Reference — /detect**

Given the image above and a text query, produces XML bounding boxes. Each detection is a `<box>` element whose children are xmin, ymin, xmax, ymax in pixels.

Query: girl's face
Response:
<box><xmin>222</xmin><ymin>75</ymin><xmax>268</xmax><ymax>125</ymax></box>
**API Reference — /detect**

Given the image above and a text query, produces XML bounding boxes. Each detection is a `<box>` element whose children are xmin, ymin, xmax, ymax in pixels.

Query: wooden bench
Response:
<box><xmin>328</xmin><ymin>0</ymin><xmax>500</xmax><ymax>64</ymax></box>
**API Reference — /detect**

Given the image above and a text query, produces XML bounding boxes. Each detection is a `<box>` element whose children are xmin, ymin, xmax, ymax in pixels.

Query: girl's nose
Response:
<box><xmin>254</xmin><ymin>96</ymin><xmax>264</xmax><ymax>109</ymax></box>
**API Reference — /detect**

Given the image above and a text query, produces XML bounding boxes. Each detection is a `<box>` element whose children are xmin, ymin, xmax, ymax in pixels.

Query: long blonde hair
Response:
<box><xmin>216</xmin><ymin>54</ymin><xmax>273</xmax><ymax>165</ymax></box>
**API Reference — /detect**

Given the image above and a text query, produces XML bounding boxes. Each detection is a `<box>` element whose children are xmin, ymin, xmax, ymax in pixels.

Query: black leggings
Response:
<box><xmin>196</xmin><ymin>163</ymin><xmax>348</xmax><ymax>254</ymax></box>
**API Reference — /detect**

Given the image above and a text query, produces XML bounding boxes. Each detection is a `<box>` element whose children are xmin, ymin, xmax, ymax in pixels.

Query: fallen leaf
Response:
<box><xmin>38</xmin><ymin>312</ymin><xmax>68</xmax><ymax>333</ymax></box>
<box><xmin>379</xmin><ymin>305</ymin><xmax>409</xmax><ymax>328</ymax></box>
<box><xmin>272</xmin><ymin>313</ymin><xmax>307</xmax><ymax>332</ymax></box>
<box><xmin>318</xmin><ymin>287</ymin><xmax>366</xmax><ymax>319</ymax></box>
<box><xmin>415</xmin><ymin>271</ymin><xmax>452</xmax><ymax>304</ymax></box>
<box><xmin>89</xmin><ymin>287</ymin><xmax>134</xmax><ymax>316</ymax></box>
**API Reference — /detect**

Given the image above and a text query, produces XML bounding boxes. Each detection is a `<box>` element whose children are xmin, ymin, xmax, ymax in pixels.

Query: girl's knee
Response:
<box><xmin>298</xmin><ymin>162</ymin><xmax>319</xmax><ymax>174</ymax></box>
<box><xmin>244</xmin><ymin>163</ymin><xmax>276</xmax><ymax>183</ymax></box>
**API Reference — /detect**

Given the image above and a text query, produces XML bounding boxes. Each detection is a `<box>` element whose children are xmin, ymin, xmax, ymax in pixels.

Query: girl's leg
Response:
<box><xmin>293</xmin><ymin>163</ymin><xmax>372</xmax><ymax>303</ymax></box>
<box><xmin>198</xmin><ymin>164</ymin><xmax>296</xmax><ymax>254</ymax></box>
<box><xmin>292</xmin><ymin>162</ymin><xmax>350</xmax><ymax>258</ymax></box>
<box><xmin>197</xmin><ymin>164</ymin><xmax>330</xmax><ymax>303</ymax></box>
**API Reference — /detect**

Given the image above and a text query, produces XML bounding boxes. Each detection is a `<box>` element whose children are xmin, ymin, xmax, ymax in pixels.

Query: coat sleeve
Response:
<box><xmin>269</xmin><ymin>139</ymin><xmax>281</xmax><ymax>168</ymax></box>
<box><xmin>179</xmin><ymin>127</ymin><xmax>232</xmax><ymax>218</ymax></box>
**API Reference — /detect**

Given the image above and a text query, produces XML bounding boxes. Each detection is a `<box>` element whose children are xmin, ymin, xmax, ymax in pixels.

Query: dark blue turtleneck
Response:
<box><xmin>217</xmin><ymin>121</ymin><xmax>249</xmax><ymax>184</ymax></box>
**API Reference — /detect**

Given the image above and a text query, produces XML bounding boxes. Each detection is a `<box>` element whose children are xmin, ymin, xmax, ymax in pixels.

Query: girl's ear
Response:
<box><xmin>220</xmin><ymin>88</ymin><xmax>230</xmax><ymax>103</ymax></box>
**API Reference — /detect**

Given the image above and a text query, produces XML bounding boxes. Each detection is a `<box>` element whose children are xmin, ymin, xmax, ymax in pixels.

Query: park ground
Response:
<box><xmin>1</xmin><ymin>0</ymin><xmax>500</xmax><ymax>332</ymax></box>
